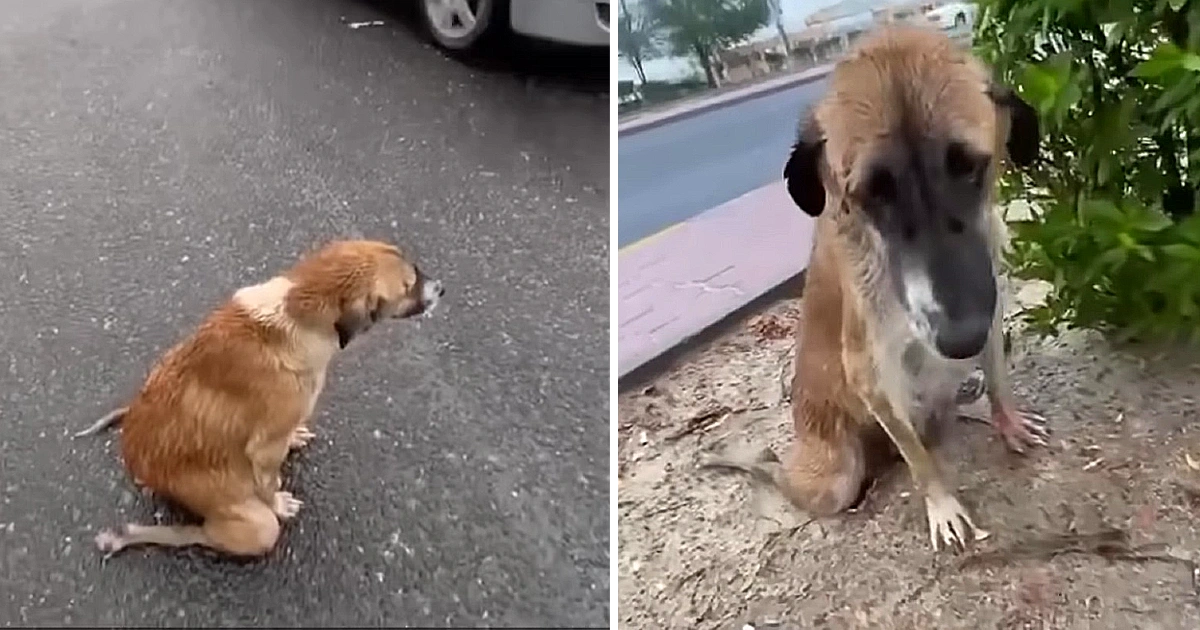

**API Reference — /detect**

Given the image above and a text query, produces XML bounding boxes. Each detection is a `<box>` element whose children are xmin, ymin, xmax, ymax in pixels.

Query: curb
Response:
<box><xmin>617</xmin><ymin>64</ymin><xmax>834</xmax><ymax>137</ymax></box>
<box><xmin>617</xmin><ymin>181</ymin><xmax>814</xmax><ymax>377</ymax></box>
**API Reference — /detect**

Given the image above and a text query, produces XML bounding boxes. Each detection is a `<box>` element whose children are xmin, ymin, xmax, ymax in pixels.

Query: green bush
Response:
<box><xmin>975</xmin><ymin>0</ymin><xmax>1200</xmax><ymax>342</ymax></box>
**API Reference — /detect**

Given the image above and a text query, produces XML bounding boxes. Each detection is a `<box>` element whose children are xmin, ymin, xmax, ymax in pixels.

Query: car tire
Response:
<box><xmin>420</xmin><ymin>0</ymin><xmax>511</xmax><ymax>53</ymax></box>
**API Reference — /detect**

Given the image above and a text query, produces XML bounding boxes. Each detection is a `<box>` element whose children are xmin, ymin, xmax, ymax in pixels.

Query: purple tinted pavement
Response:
<box><xmin>617</xmin><ymin>182</ymin><xmax>815</xmax><ymax>377</ymax></box>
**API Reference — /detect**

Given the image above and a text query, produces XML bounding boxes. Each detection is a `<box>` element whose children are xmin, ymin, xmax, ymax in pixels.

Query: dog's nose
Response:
<box><xmin>933</xmin><ymin>313</ymin><xmax>991</xmax><ymax>360</ymax></box>
<box><xmin>422</xmin><ymin>279</ymin><xmax>445</xmax><ymax>303</ymax></box>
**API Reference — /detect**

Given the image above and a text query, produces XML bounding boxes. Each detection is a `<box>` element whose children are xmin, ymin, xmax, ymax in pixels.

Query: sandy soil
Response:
<box><xmin>617</xmin><ymin>282</ymin><xmax>1200</xmax><ymax>629</ymax></box>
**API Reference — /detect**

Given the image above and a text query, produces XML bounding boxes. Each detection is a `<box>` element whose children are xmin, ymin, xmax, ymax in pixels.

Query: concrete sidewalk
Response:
<box><xmin>617</xmin><ymin>182</ymin><xmax>814</xmax><ymax>377</ymax></box>
<box><xmin>618</xmin><ymin>64</ymin><xmax>835</xmax><ymax>137</ymax></box>
<box><xmin>617</xmin><ymin>65</ymin><xmax>830</xmax><ymax>378</ymax></box>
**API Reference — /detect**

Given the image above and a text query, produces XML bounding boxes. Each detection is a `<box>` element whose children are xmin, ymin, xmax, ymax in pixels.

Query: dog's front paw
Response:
<box><xmin>289</xmin><ymin>426</ymin><xmax>316</xmax><ymax>450</ymax></box>
<box><xmin>272</xmin><ymin>491</ymin><xmax>303</xmax><ymax>519</ymax></box>
<box><xmin>924</xmin><ymin>491</ymin><xmax>989</xmax><ymax>552</ymax></box>
<box><xmin>992</xmin><ymin>404</ymin><xmax>1050</xmax><ymax>454</ymax></box>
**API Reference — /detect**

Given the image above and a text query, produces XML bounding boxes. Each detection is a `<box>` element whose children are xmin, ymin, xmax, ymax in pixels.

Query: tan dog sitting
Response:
<box><xmin>701</xmin><ymin>26</ymin><xmax>1045</xmax><ymax>551</ymax></box>
<box><xmin>80</xmin><ymin>240</ymin><xmax>444</xmax><ymax>557</ymax></box>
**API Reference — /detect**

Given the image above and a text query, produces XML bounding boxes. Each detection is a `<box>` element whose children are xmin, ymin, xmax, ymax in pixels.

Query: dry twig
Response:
<box><xmin>959</xmin><ymin>528</ymin><xmax>1198</xmax><ymax>597</ymax></box>
<box><xmin>663</xmin><ymin>407</ymin><xmax>731</xmax><ymax>441</ymax></box>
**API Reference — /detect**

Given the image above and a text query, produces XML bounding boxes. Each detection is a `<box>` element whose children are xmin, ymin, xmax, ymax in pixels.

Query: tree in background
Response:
<box><xmin>648</xmin><ymin>0</ymin><xmax>770</xmax><ymax>88</ymax></box>
<box><xmin>977</xmin><ymin>0</ymin><xmax>1200</xmax><ymax>342</ymax></box>
<box><xmin>618</xmin><ymin>0</ymin><xmax>662</xmax><ymax>85</ymax></box>
<box><xmin>766</xmin><ymin>0</ymin><xmax>791</xmax><ymax>64</ymax></box>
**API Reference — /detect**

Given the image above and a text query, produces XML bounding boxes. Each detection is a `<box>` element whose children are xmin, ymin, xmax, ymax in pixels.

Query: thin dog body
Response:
<box><xmin>703</xmin><ymin>27</ymin><xmax>1046</xmax><ymax>550</ymax></box>
<box><xmin>82</xmin><ymin>240</ymin><xmax>444</xmax><ymax>557</ymax></box>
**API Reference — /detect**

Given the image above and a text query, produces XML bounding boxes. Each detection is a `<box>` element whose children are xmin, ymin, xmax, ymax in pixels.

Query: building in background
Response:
<box><xmin>617</xmin><ymin>0</ymin><xmax>970</xmax><ymax>111</ymax></box>
<box><xmin>617</xmin><ymin>0</ymin><xmax>910</xmax><ymax>85</ymax></box>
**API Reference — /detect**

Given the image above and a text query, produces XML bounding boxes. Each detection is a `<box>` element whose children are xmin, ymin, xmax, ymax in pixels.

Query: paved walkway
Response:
<box><xmin>617</xmin><ymin>66</ymin><xmax>831</xmax><ymax>378</ymax></box>
<box><xmin>617</xmin><ymin>182</ymin><xmax>814</xmax><ymax>376</ymax></box>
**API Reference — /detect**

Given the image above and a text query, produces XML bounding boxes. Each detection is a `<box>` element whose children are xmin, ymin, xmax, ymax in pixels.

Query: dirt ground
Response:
<box><xmin>617</xmin><ymin>281</ymin><xmax>1200</xmax><ymax>629</ymax></box>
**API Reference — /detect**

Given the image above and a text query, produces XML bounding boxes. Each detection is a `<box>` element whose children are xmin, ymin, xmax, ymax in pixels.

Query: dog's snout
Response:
<box><xmin>933</xmin><ymin>314</ymin><xmax>991</xmax><ymax>360</ymax></box>
<box><xmin>424</xmin><ymin>279</ymin><xmax>445</xmax><ymax>300</ymax></box>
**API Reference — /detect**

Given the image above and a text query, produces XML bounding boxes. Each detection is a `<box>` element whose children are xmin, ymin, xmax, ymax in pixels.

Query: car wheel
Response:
<box><xmin>420</xmin><ymin>0</ymin><xmax>510</xmax><ymax>52</ymax></box>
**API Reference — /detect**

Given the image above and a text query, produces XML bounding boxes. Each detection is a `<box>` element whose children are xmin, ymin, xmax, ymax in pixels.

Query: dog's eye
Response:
<box><xmin>865</xmin><ymin>167</ymin><xmax>897</xmax><ymax>203</ymax></box>
<box><xmin>946</xmin><ymin>143</ymin><xmax>990</xmax><ymax>183</ymax></box>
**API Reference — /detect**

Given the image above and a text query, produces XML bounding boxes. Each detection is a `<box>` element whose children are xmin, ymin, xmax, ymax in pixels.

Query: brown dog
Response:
<box><xmin>82</xmin><ymin>240</ymin><xmax>444</xmax><ymax>557</ymax></box>
<box><xmin>702</xmin><ymin>27</ymin><xmax>1046</xmax><ymax>551</ymax></box>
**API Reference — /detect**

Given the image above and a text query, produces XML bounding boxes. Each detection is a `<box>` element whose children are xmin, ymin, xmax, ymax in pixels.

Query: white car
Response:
<box><xmin>421</xmin><ymin>0</ymin><xmax>610</xmax><ymax>51</ymax></box>
<box><xmin>924</xmin><ymin>1</ymin><xmax>977</xmax><ymax>31</ymax></box>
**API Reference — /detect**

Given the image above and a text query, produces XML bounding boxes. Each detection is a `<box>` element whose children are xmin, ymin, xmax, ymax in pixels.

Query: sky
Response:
<box><xmin>617</xmin><ymin>0</ymin><xmax>884</xmax><ymax>82</ymax></box>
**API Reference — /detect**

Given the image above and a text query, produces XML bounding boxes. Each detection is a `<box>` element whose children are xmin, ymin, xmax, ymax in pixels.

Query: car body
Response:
<box><xmin>923</xmin><ymin>1</ymin><xmax>977</xmax><ymax>31</ymax></box>
<box><xmin>512</xmin><ymin>0</ymin><xmax>610</xmax><ymax>46</ymax></box>
<box><xmin>421</xmin><ymin>0</ymin><xmax>610</xmax><ymax>52</ymax></box>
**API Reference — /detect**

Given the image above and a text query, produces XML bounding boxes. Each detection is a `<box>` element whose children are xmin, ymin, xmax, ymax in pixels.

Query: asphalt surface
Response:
<box><xmin>617</xmin><ymin>79</ymin><xmax>829</xmax><ymax>248</ymax></box>
<box><xmin>0</xmin><ymin>1</ymin><xmax>608</xmax><ymax>627</ymax></box>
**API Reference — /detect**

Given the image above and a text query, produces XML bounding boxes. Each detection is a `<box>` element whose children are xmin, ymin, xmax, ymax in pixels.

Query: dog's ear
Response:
<box><xmin>333</xmin><ymin>295</ymin><xmax>383</xmax><ymax>349</ymax></box>
<box><xmin>987</xmin><ymin>83</ymin><xmax>1040</xmax><ymax>167</ymax></box>
<box><xmin>783</xmin><ymin>110</ymin><xmax>827</xmax><ymax>216</ymax></box>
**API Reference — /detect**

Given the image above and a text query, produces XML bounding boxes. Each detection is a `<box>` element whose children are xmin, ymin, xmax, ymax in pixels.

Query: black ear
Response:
<box><xmin>783</xmin><ymin>111</ymin><xmax>827</xmax><ymax>217</ymax></box>
<box><xmin>333</xmin><ymin>296</ymin><xmax>382</xmax><ymax>349</ymax></box>
<box><xmin>988</xmin><ymin>84</ymin><xmax>1040</xmax><ymax>167</ymax></box>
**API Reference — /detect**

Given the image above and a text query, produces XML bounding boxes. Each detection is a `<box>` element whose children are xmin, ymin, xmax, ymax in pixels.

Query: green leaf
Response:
<box><xmin>1182</xmin><ymin>54</ymin><xmax>1200</xmax><ymax>72</ymax></box>
<box><xmin>1081</xmin><ymin>198</ymin><xmax>1124</xmax><ymax>224</ymax></box>
<box><xmin>1150</xmin><ymin>74</ymin><xmax>1200</xmax><ymax>112</ymax></box>
<box><xmin>1161</xmin><ymin>243</ymin><xmax>1200</xmax><ymax>261</ymax></box>
<box><xmin>1019</xmin><ymin>63</ymin><xmax>1062</xmax><ymax>113</ymax></box>
<box><xmin>1084</xmin><ymin>247</ymin><xmax>1128</xmax><ymax>281</ymax></box>
<box><xmin>1116</xmin><ymin>231</ymin><xmax>1139</xmax><ymax>250</ymax></box>
<box><xmin>1131</xmin><ymin>43</ymin><xmax>1185</xmax><ymax>78</ymax></box>
<box><xmin>1130</xmin><ymin>208</ymin><xmax>1173</xmax><ymax>233</ymax></box>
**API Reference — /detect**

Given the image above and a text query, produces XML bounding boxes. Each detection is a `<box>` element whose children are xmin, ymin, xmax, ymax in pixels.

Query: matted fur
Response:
<box><xmin>704</xmin><ymin>26</ymin><xmax>1046</xmax><ymax>551</ymax></box>
<box><xmin>89</xmin><ymin>239</ymin><xmax>442</xmax><ymax>557</ymax></box>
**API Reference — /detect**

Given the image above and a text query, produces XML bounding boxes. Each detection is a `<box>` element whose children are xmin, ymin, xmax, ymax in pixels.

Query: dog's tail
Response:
<box><xmin>73</xmin><ymin>406</ymin><xmax>129</xmax><ymax>438</ymax></box>
<box><xmin>696</xmin><ymin>446</ymin><xmax>783</xmax><ymax>487</ymax></box>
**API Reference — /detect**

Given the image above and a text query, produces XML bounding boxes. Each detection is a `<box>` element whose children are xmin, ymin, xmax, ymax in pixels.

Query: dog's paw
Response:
<box><xmin>289</xmin><ymin>426</ymin><xmax>316</xmax><ymax>450</ymax></box>
<box><xmin>94</xmin><ymin>528</ymin><xmax>127</xmax><ymax>555</ymax></box>
<box><xmin>925</xmin><ymin>491</ymin><xmax>989</xmax><ymax>552</ymax></box>
<box><xmin>272</xmin><ymin>491</ymin><xmax>303</xmax><ymax>519</ymax></box>
<box><xmin>993</xmin><ymin>405</ymin><xmax>1050</xmax><ymax>454</ymax></box>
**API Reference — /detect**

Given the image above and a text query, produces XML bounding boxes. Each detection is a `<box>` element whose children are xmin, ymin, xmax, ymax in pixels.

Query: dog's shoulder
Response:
<box><xmin>230</xmin><ymin>275</ymin><xmax>339</xmax><ymax>370</ymax></box>
<box><xmin>232</xmin><ymin>276</ymin><xmax>295</xmax><ymax>328</ymax></box>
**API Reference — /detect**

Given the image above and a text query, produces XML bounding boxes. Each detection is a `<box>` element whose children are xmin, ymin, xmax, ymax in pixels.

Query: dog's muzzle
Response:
<box><xmin>419</xmin><ymin>278</ymin><xmax>445</xmax><ymax>317</ymax></box>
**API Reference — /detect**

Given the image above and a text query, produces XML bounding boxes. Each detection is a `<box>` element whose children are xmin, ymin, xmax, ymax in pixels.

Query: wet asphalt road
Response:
<box><xmin>0</xmin><ymin>1</ymin><xmax>608</xmax><ymax>627</ymax></box>
<box><xmin>617</xmin><ymin>77</ymin><xmax>828</xmax><ymax>247</ymax></box>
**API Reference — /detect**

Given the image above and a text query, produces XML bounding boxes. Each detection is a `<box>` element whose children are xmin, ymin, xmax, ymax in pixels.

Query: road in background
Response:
<box><xmin>617</xmin><ymin>78</ymin><xmax>829</xmax><ymax>248</ymax></box>
<box><xmin>0</xmin><ymin>0</ymin><xmax>608</xmax><ymax>626</ymax></box>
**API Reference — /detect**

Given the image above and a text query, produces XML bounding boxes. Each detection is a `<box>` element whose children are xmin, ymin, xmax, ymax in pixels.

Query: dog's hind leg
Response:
<box><xmin>95</xmin><ymin>498</ymin><xmax>290</xmax><ymax>557</ymax></box>
<box><xmin>778</xmin><ymin>425</ymin><xmax>869</xmax><ymax>515</ymax></box>
<box><xmin>94</xmin><ymin>523</ymin><xmax>209</xmax><ymax>556</ymax></box>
